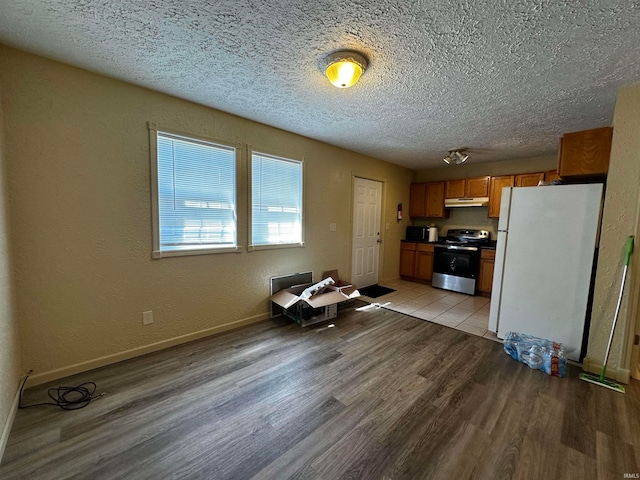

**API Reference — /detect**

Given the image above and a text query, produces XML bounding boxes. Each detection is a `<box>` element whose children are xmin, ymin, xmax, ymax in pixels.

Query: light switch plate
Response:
<box><xmin>142</xmin><ymin>310</ymin><xmax>154</xmax><ymax>325</ymax></box>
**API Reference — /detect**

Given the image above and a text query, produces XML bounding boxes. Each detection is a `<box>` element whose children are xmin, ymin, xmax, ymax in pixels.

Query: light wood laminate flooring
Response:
<box><xmin>2</xmin><ymin>301</ymin><xmax>639</xmax><ymax>479</ymax></box>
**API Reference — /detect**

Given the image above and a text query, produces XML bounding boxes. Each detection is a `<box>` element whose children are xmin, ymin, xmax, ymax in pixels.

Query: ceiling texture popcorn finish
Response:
<box><xmin>0</xmin><ymin>1</ymin><xmax>639</xmax><ymax>169</ymax></box>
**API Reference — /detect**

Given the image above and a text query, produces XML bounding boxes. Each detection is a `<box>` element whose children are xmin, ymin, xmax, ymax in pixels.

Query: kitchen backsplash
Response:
<box><xmin>413</xmin><ymin>207</ymin><xmax>499</xmax><ymax>239</ymax></box>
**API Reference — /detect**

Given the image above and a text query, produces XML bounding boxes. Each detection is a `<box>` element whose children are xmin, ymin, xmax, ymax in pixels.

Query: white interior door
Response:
<box><xmin>351</xmin><ymin>177</ymin><xmax>382</xmax><ymax>288</ymax></box>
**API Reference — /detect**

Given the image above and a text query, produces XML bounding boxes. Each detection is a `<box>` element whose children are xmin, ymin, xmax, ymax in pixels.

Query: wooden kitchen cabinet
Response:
<box><xmin>410</xmin><ymin>182</ymin><xmax>447</xmax><ymax>218</ymax></box>
<box><xmin>400</xmin><ymin>242</ymin><xmax>434</xmax><ymax>282</ymax></box>
<box><xmin>425</xmin><ymin>181</ymin><xmax>447</xmax><ymax>218</ymax></box>
<box><xmin>415</xmin><ymin>244</ymin><xmax>434</xmax><ymax>281</ymax></box>
<box><xmin>558</xmin><ymin>126</ymin><xmax>613</xmax><ymax>178</ymax></box>
<box><xmin>466</xmin><ymin>176</ymin><xmax>490</xmax><ymax>197</ymax></box>
<box><xmin>445</xmin><ymin>179</ymin><xmax>466</xmax><ymax>198</ymax></box>
<box><xmin>515</xmin><ymin>172</ymin><xmax>544</xmax><ymax>187</ymax></box>
<box><xmin>409</xmin><ymin>183</ymin><xmax>426</xmax><ymax>217</ymax></box>
<box><xmin>478</xmin><ymin>249</ymin><xmax>496</xmax><ymax>296</ymax></box>
<box><xmin>488</xmin><ymin>175</ymin><xmax>514</xmax><ymax>218</ymax></box>
<box><xmin>545</xmin><ymin>169</ymin><xmax>561</xmax><ymax>182</ymax></box>
<box><xmin>445</xmin><ymin>176</ymin><xmax>490</xmax><ymax>198</ymax></box>
<box><xmin>400</xmin><ymin>242</ymin><xmax>417</xmax><ymax>277</ymax></box>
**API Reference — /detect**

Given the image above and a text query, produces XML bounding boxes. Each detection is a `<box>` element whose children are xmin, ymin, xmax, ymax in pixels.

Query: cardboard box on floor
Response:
<box><xmin>271</xmin><ymin>275</ymin><xmax>360</xmax><ymax>327</ymax></box>
<box><xmin>321</xmin><ymin>270</ymin><xmax>359</xmax><ymax>296</ymax></box>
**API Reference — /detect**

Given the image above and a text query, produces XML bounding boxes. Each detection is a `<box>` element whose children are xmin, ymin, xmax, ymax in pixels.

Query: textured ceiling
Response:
<box><xmin>1</xmin><ymin>1</ymin><xmax>640</xmax><ymax>170</ymax></box>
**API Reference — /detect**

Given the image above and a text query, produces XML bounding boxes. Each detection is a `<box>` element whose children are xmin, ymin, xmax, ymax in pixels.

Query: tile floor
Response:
<box><xmin>360</xmin><ymin>279</ymin><xmax>501</xmax><ymax>342</ymax></box>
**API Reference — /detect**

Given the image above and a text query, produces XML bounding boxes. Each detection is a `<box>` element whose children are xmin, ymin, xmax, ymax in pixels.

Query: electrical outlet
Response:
<box><xmin>142</xmin><ymin>310</ymin><xmax>153</xmax><ymax>325</ymax></box>
<box><xmin>329</xmin><ymin>223</ymin><xmax>337</xmax><ymax>231</ymax></box>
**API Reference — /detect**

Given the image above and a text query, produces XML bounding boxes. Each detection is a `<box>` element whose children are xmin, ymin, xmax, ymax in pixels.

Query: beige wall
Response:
<box><xmin>0</xmin><ymin>46</ymin><xmax>414</xmax><ymax>383</ymax></box>
<box><xmin>412</xmin><ymin>154</ymin><xmax>557</xmax><ymax>240</ymax></box>
<box><xmin>0</xmin><ymin>80</ymin><xmax>20</xmax><ymax>454</ymax></box>
<box><xmin>584</xmin><ymin>84</ymin><xmax>640</xmax><ymax>381</ymax></box>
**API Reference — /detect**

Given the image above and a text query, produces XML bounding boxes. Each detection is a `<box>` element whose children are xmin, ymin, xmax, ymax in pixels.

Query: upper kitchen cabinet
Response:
<box><xmin>488</xmin><ymin>175</ymin><xmax>514</xmax><ymax>218</ymax></box>
<box><xmin>546</xmin><ymin>169</ymin><xmax>561</xmax><ymax>182</ymax></box>
<box><xmin>425</xmin><ymin>181</ymin><xmax>447</xmax><ymax>218</ymax></box>
<box><xmin>445</xmin><ymin>176</ymin><xmax>490</xmax><ymax>198</ymax></box>
<box><xmin>409</xmin><ymin>182</ymin><xmax>448</xmax><ymax>218</ymax></box>
<box><xmin>466</xmin><ymin>176</ymin><xmax>491</xmax><ymax>197</ymax></box>
<box><xmin>558</xmin><ymin>126</ymin><xmax>613</xmax><ymax>178</ymax></box>
<box><xmin>515</xmin><ymin>172</ymin><xmax>544</xmax><ymax>187</ymax></box>
<box><xmin>445</xmin><ymin>179</ymin><xmax>465</xmax><ymax>199</ymax></box>
<box><xmin>409</xmin><ymin>183</ymin><xmax>427</xmax><ymax>217</ymax></box>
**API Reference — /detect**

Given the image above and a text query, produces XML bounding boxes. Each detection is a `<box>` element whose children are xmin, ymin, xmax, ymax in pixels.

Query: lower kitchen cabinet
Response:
<box><xmin>400</xmin><ymin>242</ymin><xmax>434</xmax><ymax>282</ymax></box>
<box><xmin>400</xmin><ymin>242</ymin><xmax>417</xmax><ymax>277</ymax></box>
<box><xmin>415</xmin><ymin>244</ymin><xmax>434</xmax><ymax>281</ymax></box>
<box><xmin>478</xmin><ymin>249</ymin><xmax>496</xmax><ymax>295</ymax></box>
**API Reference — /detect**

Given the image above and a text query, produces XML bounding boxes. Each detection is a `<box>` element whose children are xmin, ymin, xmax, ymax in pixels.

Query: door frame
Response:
<box><xmin>350</xmin><ymin>174</ymin><xmax>387</xmax><ymax>286</ymax></box>
<box><xmin>625</xmin><ymin>214</ymin><xmax>640</xmax><ymax>379</ymax></box>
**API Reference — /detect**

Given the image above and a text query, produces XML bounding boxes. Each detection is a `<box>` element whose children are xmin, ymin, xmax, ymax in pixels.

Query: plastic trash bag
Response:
<box><xmin>503</xmin><ymin>332</ymin><xmax>566</xmax><ymax>377</ymax></box>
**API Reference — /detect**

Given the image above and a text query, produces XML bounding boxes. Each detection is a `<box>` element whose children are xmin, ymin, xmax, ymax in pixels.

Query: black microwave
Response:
<box><xmin>406</xmin><ymin>226</ymin><xmax>429</xmax><ymax>241</ymax></box>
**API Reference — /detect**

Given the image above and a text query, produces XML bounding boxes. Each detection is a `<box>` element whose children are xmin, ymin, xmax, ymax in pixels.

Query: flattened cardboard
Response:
<box><xmin>305</xmin><ymin>290</ymin><xmax>349</xmax><ymax>308</ymax></box>
<box><xmin>270</xmin><ymin>289</ymin><xmax>304</xmax><ymax>310</ymax></box>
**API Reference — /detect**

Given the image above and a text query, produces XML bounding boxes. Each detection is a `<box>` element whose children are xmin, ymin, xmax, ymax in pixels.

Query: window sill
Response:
<box><xmin>152</xmin><ymin>246</ymin><xmax>242</xmax><ymax>259</ymax></box>
<box><xmin>248</xmin><ymin>242</ymin><xmax>305</xmax><ymax>252</ymax></box>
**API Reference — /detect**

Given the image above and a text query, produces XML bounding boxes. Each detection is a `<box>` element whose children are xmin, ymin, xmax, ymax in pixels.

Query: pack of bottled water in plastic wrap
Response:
<box><xmin>503</xmin><ymin>332</ymin><xmax>566</xmax><ymax>377</ymax></box>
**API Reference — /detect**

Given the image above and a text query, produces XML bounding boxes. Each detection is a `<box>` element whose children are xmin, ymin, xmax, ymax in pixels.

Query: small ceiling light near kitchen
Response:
<box><xmin>323</xmin><ymin>51</ymin><xmax>368</xmax><ymax>88</ymax></box>
<box><xmin>443</xmin><ymin>149</ymin><xmax>469</xmax><ymax>165</ymax></box>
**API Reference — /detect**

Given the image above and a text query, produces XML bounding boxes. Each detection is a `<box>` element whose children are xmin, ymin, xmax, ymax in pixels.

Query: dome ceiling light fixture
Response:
<box><xmin>323</xmin><ymin>51</ymin><xmax>368</xmax><ymax>88</ymax></box>
<box><xmin>443</xmin><ymin>149</ymin><xmax>469</xmax><ymax>165</ymax></box>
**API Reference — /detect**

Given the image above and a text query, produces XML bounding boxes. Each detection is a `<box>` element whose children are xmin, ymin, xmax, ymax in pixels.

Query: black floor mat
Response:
<box><xmin>359</xmin><ymin>284</ymin><xmax>396</xmax><ymax>298</ymax></box>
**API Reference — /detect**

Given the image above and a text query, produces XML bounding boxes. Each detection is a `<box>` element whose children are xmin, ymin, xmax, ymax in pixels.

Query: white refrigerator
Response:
<box><xmin>488</xmin><ymin>183</ymin><xmax>603</xmax><ymax>362</ymax></box>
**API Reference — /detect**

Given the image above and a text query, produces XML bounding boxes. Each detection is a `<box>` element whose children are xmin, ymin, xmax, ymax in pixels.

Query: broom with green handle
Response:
<box><xmin>580</xmin><ymin>235</ymin><xmax>635</xmax><ymax>393</ymax></box>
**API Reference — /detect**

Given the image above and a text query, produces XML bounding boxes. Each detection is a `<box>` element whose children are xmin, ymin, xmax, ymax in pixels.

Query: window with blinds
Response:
<box><xmin>250</xmin><ymin>152</ymin><xmax>303</xmax><ymax>247</ymax></box>
<box><xmin>155</xmin><ymin>132</ymin><xmax>237</xmax><ymax>254</ymax></box>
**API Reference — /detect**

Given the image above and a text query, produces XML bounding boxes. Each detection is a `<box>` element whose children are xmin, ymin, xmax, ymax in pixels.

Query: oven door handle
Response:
<box><xmin>433</xmin><ymin>244</ymin><xmax>479</xmax><ymax>252</ymax></box>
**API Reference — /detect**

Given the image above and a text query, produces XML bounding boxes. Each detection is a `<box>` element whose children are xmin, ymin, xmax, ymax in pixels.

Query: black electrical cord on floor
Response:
<box><xmin>18</xmin><ymin>370</ymin><xmax>105</xmax><ymax>411</ymax></box>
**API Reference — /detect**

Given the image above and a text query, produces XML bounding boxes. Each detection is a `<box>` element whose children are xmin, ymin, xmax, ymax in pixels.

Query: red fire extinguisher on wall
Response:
<box><xmin>397</xmin><ymin>203</ymin><xmax>403</xmax><ymax>221</ymax></box>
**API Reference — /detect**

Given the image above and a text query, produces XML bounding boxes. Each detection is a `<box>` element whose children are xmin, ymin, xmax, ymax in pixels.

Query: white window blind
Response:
<box><xmin>156</xmin><ymin>132</ymin><xmax>236</xmax><ymax>253</ymax></box>
<box><xmin>251</xmin><ymin>152</ymin><xmax>303</xmax><ymax>246</ymax></box>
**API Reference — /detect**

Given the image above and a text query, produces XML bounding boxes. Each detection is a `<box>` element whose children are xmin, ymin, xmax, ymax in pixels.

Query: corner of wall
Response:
<box><xmin>0</xmin><ymin>65</ymin><xmax>22</xmax><ymax>463</ymax></box>
<box><xmin>586</xmin><ymin>83</ymin><xmax>640</xmax><ymax>375</ymax></box>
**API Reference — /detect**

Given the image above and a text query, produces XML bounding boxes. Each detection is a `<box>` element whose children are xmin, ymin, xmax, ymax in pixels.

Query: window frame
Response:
<box><xmin>248</xmin><ymin>146</ymin><xmax>305</xmax><ymax>252</ymax></box>
<box><xmin>148</xmin><ymin>122</ymin><xmax>242</xmax><ymax>259</ymax></box>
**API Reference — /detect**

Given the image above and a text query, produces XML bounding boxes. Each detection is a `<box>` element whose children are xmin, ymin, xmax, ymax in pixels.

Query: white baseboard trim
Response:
<box><xmin>26</xmin><ymin>312</ymin><xmax>270</xmax><ymax>387</ymax></box>
<box><xmin>0</xmin><ymin>376</ymin><xmax>22</xmax><ymax>464</ymax></box>
<box><xmin>581</xmin><ymin>356</ymin><xmax>631</xmax><ymax>384</ymax></box>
